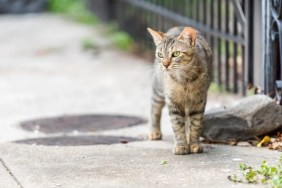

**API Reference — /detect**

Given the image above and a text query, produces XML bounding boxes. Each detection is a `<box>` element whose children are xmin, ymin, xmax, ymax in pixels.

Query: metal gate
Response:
<box><xmin>87</xmin><ymin>0</ymin><xmax>264</xmax><ymax>96</ymax></box>
<box><xmin>265</xmin><ymin>0</ymin><xmax>282</xmax><ymax>104</ymax></box>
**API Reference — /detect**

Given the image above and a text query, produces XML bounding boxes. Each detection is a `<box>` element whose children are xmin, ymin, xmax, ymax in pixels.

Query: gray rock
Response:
<box><xmin>202</xmin><ymin>95</ymin><xmax>282</xmax><ymax>142</ymax></box>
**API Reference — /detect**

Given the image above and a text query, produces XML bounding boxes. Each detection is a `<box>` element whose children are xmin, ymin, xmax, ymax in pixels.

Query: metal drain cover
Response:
<box><xmin>19</xmin><ymin>114</ymin><xmax>146</xmax><ymax>134</ymax></box>
<box><xmin>13</xmin><ymin>135</ymin><xmax>142</xmax><ymax>146</ymax></box>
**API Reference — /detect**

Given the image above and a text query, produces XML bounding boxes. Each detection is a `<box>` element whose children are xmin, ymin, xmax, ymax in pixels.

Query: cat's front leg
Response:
<box><xmin>168</xmin><ymin>103</ymin><xmax>190</xmax><ymax>155</ymax></box>
<box><xmin>188</xmin><ymin>106</ymin><xmax>205</xmax><ymax>153</ymax></box>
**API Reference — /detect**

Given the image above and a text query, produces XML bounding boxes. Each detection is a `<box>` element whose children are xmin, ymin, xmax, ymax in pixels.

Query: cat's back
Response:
<box><xmin>195</xmin><ymin>32</ymin><xmax>213</xmax><ymax>81</ymax></box>
<box><xmin>165</xmin><ymin>26</ymin><xmax>184</xmax><ymax>38</ymax></box>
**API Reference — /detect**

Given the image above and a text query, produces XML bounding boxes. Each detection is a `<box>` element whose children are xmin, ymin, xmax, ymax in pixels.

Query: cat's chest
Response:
<box><xmin>164</xmin><ymin>76</ymin><xmax>202</xmax><ymax>103</ymax></box>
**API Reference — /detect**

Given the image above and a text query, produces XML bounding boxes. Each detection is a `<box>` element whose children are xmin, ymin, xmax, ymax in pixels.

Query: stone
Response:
<box><xmin>202</xmin><ymin>95</ymin><xmax>282</xmax><ymax>142</ymax></box>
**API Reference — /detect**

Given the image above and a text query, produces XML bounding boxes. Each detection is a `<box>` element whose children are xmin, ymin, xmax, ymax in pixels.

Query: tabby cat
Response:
<box><xmin>148</xmin><ymin>26</ymin><xmax>212</xmax><ymax>155</ymax></box>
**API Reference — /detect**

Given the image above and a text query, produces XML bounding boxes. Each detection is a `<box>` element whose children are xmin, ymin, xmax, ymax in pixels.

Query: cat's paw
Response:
<box><xmin>190</xmin><ymin>143</ymin><xmax>203</xmax><ymax>153</ymax></box>
<box><xmin>173</xmin><ymin>145</ymin><xmax>190</xmax><ymax>155</ymax></box>
<box><xmin>149</xmin><ymin>130</ymin><xmax>162</xmax><ymax>140</ymax></box>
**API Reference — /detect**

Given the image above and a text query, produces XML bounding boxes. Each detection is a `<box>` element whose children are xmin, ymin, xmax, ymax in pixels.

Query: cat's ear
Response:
<box><xmin>147</xmin><ymin>28</ymin><xmax>165</xmax><ymax>45</ymax></box>
<box><xmin>178</xmin><ymin>27</ymin><xmax>197</xmax><ymax>46</ymax></box>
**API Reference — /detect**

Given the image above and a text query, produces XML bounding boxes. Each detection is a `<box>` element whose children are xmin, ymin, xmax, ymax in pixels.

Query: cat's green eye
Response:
<box><xmin>157</xmin><ymin>52</ymin><xmax>164</xmax><ymax>58</ymax></box>
<box><xmin>172</xmin><ymin>51</ymin><xmax>180</xmax><ymax>57</ymax></box>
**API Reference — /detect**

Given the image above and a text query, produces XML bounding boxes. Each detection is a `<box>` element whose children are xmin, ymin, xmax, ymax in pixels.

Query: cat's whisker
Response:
<box><xmin>171</xmin><ymin>65</ymin><xmax>179</xmax><ymax>68</ymax></box>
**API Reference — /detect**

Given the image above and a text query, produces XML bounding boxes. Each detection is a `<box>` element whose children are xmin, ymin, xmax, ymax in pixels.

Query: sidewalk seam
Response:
<box><xmin>0</xmin><ymin>157</ymin><xmax>23</xmax><ymax>188</ymax></box>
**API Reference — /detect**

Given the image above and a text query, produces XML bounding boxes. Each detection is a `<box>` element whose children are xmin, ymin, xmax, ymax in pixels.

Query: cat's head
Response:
<box><xmin>147</xmin><ymin>27</ymin><xmax>196</xmax><ymax>73</ymax></box>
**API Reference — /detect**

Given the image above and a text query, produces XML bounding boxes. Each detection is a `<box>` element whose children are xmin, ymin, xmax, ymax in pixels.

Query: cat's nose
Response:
<box><xmin>163</xmin><ymin>59</ymin><xmax>170</xmax><ymax>68</ymax></box>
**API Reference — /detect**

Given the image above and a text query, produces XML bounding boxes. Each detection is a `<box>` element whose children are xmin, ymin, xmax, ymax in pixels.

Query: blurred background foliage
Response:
<box><xmin>48</xmin><ymin>0</ymin><xmax>133</xmax><ymax>51</ymax></box>
<box><xmin>48</xmin><ymin>0</ymin><xmax>97</xmax><ymax>24</ymax></box>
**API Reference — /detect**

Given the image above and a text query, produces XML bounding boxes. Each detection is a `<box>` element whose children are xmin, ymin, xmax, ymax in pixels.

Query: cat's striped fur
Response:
<box><xmin>148</xmin><ymin>26</ymin><xmax>212</xmax><ymax>155</ymax></box>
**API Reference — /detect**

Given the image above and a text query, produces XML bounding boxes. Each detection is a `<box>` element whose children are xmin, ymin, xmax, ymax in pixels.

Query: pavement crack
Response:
<box><xmin>0</xmin><ymin>157</ymin><xmax>23</xmax><ymax>188</ymax></box>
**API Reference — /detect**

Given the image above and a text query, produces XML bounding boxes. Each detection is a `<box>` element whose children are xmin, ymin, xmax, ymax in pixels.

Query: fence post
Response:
<box><xmin>263</xmin><ymin>0</ymin><xmax>282</xmax><ymax>102</ymax></box>
<box><xmin>86</xmin><ymin>0</ymin><xmax>115</xmax><ymax>22</ymax></box>
<box><xmin>243</xmin><ymin>0</ymin><xmax>254</xmax><ymax>95</ymax></box>
<box><xmin>252</xmin><ymin>1</ymin><xmax>263</xmax><ymax>92</ymax></box>
<box><xmin>262</xmin><ymin>0</ymin><xmax>272</xmax><ymax>95</ymax></box>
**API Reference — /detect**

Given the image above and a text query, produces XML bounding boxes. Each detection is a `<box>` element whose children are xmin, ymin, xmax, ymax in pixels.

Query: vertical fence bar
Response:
<box><xmin>217</xmin><ymin>0</ymin><xmax>222</xmax><ymax>87</ymax></box>
<box><xmin>243</xmin><ymin>0</ymin><xmax>254</xmax><ymax>95</ymax></box>
<box><xmin>189</xmin><ymin>0</ymin><xmax>193</xmax><ymax>19</ymax></box>
<box><xmin>233</xmin><ymin>10</ymin><xmax>238</xmax><ymax>93</ymax></box>
<box><xmin>140</xmin><ymin>5</ymin><xmax>145</xmax><ymax>49</ymax></box>
<box><xmin>247</xmin><ymin>0</ymin><xmax>254</xmax><ymax>90</ymax></box>
<box><xmin>225</xmin><ymin>0</ymin><xmax>230</xmax><ymax>91</ymax></box>
<box><xmin>202</xmin><ymin>0</ymin><xmax>207</xmax><ymax>39</ymax></box>
<box><xmin>157</xmin><ymin>0</ymin><xmax>162</xmax><ymax>30</ymax></box>
<box><xmin>182</xmin><ymin>0</ymin><xmax>189</xmax><ymax>17</ymax></box>
<box><xmin>262</xmin><ymin>0</ymin><xmax>271</xmax><ymax>95</ymax></box>
<box><xmin>210</xmin><ymin>0</ymin><xmax>215</xmax><ymax>81</ymax></box>
<box><xmin>196</xmin><ymin>0</ymin><xmax>200</xmax><ymax>22</ymax></box>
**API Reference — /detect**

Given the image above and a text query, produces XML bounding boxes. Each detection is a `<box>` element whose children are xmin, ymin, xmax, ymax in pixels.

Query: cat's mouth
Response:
<box><xmin>162</xmin><ymin>68</ymin><xmax>170</xmax><ymax>72</ymax></box>
<box><xmin>162</xmin><ymin>66</ymin><xmax>174</xmax><ymax>72</ymax></box>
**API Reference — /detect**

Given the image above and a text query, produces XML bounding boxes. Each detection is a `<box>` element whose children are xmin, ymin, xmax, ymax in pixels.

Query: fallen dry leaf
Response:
<box><xmin>267</xmin><ymin>132</ymin><xmax>282</xmax><ymax>151</ymax></box>
<box><xmin>257</xmin><ymin>136</ymin><xmax>271</xmax><ymax>147</ymax></box>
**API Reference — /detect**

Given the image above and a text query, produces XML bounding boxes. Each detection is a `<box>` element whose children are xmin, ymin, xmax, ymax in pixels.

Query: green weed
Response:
<box><xmin>209</xmin><ymin>82</ymin><xmax>224</xmax><ymax>93</ymax></box>
<box><xmin>48</xmin><ymin>0</ymin><xmax>97</xmax><ymax>25</ymax></box>
<box><xmin>111</xmin><ymin>32</ymin><xmax>134</xmax><ymax>51</ymax></box>
<box><xmin>81</xmin><ymin>38</ymin><xmax>98</xmax><ymax>51</ymax></box>
<box><xmin>228</xmin><ymin>156</ymin><xmax>282</xmax><ymax>188</ymax></box>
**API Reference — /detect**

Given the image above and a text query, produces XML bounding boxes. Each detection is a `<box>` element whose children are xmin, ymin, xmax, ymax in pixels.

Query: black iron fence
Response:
<box><xmin>87</xmin><ymin>0</ymin><xmax>280</xmax><ymax>99</ymax></box>
<box><xmin>268</xmin><ymin>0</ymin><xmax>282</xmax><ymax>104</ymax></box>
<box><xmin>0</xmin><ymin>0</ymin><xmax>46</xmax><ymax>13</ymax></box>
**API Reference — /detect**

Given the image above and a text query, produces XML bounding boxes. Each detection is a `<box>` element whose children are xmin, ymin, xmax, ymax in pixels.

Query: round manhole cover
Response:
<box><xmin>13</xmin><ymin>135</ymin><xmax>142</xmax><ymax>146</ymax></box>
<box><xmin>19</xmin><ymin>114</ymin><xmax>147</xmax><ymax>134</ymax></box>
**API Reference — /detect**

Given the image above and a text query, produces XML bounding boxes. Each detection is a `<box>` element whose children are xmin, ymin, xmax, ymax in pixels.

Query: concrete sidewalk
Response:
<box><xmin>0</xmin><ymin>14</ymin><xmax>278</xmax><ymax>188</ymax></box>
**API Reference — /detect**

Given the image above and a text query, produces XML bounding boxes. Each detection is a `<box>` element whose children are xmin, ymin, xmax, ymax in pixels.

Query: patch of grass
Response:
<box><xmin>48</xmin><ymin>0</ymin><xmax>97</xmax><ymax>25</ymax></box>
<box><xmin>111</xmin><ymin>32</ymin><xmax>134</xmax><ymax>51</ymax></box>
<box><xmin>104</xmin><ymin>22</ymin><xmax>134</xmax><ymax>51</ymax></box>
<box><xmin>105</xmin><ymin>22</ymin><xmax>119</xmax><ymax>35</ymax></box>
<box><xmin>228</xmin><ymin>156</ymin><xmax>282</xmax><ymax>188</ymax></box>
<box><xmin>48</xmin><ymin>1</ymin><xmax>133</xmax><ymax>51</ymax></box>
<box><xmin>246</xmin><ymin>88</ymin><xmax>255</xmax><ymax>97</ymax></box>
<box><xmin>209</xmin><ymin>82</ymin><xmax>224</xmax><ymax>93</ymax></box>
<box><xmin>81</xmin><ymin>38</ymin><xmax>98</xmax><ymax>51</ymax></box>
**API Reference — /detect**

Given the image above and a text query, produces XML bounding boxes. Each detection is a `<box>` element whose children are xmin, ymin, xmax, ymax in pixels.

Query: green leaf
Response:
<box><xmin>239</xmin><ymin>163</ymin><xmax>251</xmax><ymax>171</ymax></box>
<box><xmin>159</xmin><ymin>160</ymin><xmax>168</xmax><ymax>165</ymax></box>
<box><xmin>229</xmin><ymin>156</ymin><xmax>282</xmax><ymax>187</ymax></box>
<box><xmin>271</xmin><ymin>167</ymin><xmax>278</xmax><ymax>174</ymax></box>
<box><xmin>245</xmin><ymin>169</ymin><xmax>258</xmax><ymax>183</ymax></box>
